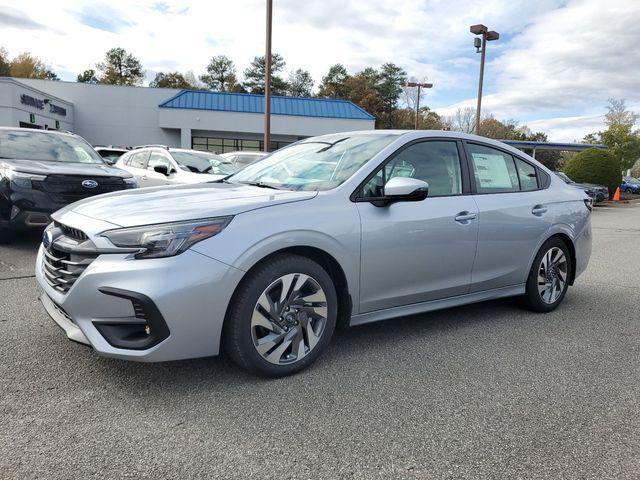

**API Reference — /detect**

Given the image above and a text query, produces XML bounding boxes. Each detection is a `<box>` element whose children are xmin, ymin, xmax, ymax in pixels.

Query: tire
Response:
<box><xmin>521</xmin><ymin>237</ymin><xmax>572</xmax><ymax>312</ymax></box>
<box><xmin>0</xmin><ymin>227</ymin><xmax>14</xmax><ymax>244</ymax></box>
<box><xmin>223</xmin><ymin>253</ymin><xmax>338</xmax><ymax>377</ymax></box>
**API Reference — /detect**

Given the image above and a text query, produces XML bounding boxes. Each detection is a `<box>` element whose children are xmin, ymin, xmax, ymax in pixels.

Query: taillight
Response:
<box><xmin>584</xmin><ymin>198</ymin><xmax>593</xmax><ymax>212</ymax></box>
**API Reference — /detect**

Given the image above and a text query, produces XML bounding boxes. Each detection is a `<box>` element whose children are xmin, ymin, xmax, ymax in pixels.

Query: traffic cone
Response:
<box><xmin>613</xmin><ymin>187</ymin><xmax>620</xmax><ymax>201</ymax></box>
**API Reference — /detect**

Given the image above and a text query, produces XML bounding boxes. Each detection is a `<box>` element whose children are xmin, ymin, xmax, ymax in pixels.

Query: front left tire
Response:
<box><xmin>223</xmin><ymin>253</ymin><xmax>338</xmax><ymax>377</ymax></box>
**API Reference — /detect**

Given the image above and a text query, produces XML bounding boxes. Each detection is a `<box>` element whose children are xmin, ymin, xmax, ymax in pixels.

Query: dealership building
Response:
<box><xmin>0</xmin><ymin>77</ymin><xmax>375</xmax><ymax>152</ymax></box>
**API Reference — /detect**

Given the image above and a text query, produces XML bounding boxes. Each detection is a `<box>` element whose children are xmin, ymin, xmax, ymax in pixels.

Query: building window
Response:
<box><xmin>192</xmin><ymin>136</ymin><xmax>291</xmax><ymax>154</ymax></box>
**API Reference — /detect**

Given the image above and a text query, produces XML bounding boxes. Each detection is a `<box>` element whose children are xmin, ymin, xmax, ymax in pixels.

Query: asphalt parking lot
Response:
<box><xmin>1</xmin><ymin>204</ymin><xmax>639</xmax><ymax>480</ymax></box>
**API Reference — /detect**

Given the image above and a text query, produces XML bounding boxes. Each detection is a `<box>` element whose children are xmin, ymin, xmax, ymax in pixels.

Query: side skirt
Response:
<box><xmin>349</xmin><ymin>284</ymin><xmax>526</xmax><ymax>327</ymax></box>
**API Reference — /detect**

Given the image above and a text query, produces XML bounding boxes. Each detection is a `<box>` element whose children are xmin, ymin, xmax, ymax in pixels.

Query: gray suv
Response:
<box><xmin>36</xmin><ymin>131</ymin><xmax>592</xmax><ymax>377</ymax></box>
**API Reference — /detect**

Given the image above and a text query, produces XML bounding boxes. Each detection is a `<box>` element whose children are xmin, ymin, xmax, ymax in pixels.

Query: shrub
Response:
<box><xmin>563</xmin><ymin>148</ymin><xmax>621</xmax><ymax>194</ymax></box>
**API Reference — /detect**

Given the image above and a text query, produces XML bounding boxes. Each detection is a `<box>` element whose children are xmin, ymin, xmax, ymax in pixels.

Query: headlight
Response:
<box><xmin>123</xmin><ymin>177</ymin><xmax>138</xmax><ymax>188</ymax></box>
<box><xmin>101</xmin><ymin>217</ymin><xmax>232</xmax><ymax>259</ymax></box>
<box><xmin>0</xmin><ymin>169</ymin><xmax>46</xmax><ymax>188</ymax></box>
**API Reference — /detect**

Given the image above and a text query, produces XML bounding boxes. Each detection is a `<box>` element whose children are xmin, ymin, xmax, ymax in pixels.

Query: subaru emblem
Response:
<box><xmin>43</xmin><ymin>230</ymin><xmax>53</xmax><ymax>249</ymax></box>
<box><xmin>82</xmin><ymin>179</ymin><xmax>98</xmax><ymax>189</ymax></box>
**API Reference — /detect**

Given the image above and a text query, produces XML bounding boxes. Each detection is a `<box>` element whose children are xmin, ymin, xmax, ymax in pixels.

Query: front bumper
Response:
<box><xmin>36</xmin><ymin>245</ymin><xmax>245</xmax><ymax>362</ymax></box>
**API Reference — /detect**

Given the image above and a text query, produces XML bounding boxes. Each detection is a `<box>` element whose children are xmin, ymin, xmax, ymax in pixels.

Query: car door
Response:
<box><xmin>464</xmin><ymin>142</ymin><xmax>553</xmax><ymax>292</ymax></box>
<box><xmin>355</xmin><ymin>139</ymin><xmax>479</xmax><ymax>313</ymax></box>
<box><xmin>123</xmin><ymin>150</ymin><xmax>151</xmax><ymax>186</ymax></box>
<box><xmin>145</xmin><ymin>151</ymin><xmax>174</xmax><ymax>186</ymax></box>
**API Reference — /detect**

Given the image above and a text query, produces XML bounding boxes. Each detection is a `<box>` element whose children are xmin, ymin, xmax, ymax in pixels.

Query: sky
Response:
<box><xmin>1</xmin><ymin>0</ymin><xmax>638</xmax><ymax>142</ymax></box>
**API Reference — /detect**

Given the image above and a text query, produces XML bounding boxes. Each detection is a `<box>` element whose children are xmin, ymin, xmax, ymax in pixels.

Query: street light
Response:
<box><xmin>470</xmin><ymin>24</ymin><xmax>499</xmax><ymax>135</ymax></box>
<box><xmin>406</xmin><ymin>81</ymin><xmax>433</xmax><ymax>130</ymax></box>
<box><xmin>264</xmin><ymin>0</ymin><xmax>273</xmax><ymax>152</ymax></box>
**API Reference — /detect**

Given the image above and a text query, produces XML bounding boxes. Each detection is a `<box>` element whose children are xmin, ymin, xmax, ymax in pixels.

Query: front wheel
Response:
<box><xmin>223</xmin><ymin>254</ymin><xmax>337</xmax><ymax>377</ymax></box>
<box><xmin>521</xmin><ymin>238</ymin><xmax>572</xmax><ymax>312</ymax></box>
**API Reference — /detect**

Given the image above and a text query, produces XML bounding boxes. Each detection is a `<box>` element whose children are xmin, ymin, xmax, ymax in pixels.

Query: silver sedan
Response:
<box><xmin>36</xmin><ymin>130</ymin><xmax>592</xmax><ymax>377</ymax></box>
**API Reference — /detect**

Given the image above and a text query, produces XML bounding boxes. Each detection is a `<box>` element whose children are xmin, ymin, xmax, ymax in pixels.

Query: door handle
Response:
<box><xmin>532</xmin><ymin>205</ymin><xmax>548</xmax><ymax>216</ymax></box>
<box><xmin>454</xmin><ymin>211</ymin><xmax>477</xmax><ymax>223</ymax></box>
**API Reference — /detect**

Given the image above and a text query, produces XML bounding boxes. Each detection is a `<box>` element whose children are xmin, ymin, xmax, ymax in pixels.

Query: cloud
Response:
<box><xmin>0</xmin><ymin>0</ymin><xmax>637</xmax><ymax>142</ymax></box>
<box><xmin>0</xmin><ymin>8</ymin><xmax>46</xmax><ymax>30</ymax></box>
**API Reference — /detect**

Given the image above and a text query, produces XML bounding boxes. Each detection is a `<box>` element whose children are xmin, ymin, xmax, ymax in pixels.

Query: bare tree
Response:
<box><xmin>604</xmin><ymin>98</ymin><xmax>639</xmax><ymax>128</ymax></box>
<box><xmin>402</xmin><ymin>76</ymin><xmax>431</xmax><ymax>111</ymax></box>
<box><xmin>446</xmin><ymin>107</ymin><xmax>476</xmax><ymax>134</ymax></box>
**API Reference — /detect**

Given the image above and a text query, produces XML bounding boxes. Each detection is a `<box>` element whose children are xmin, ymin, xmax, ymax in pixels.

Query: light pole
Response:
<box><xmin>264</xmin><ymin>0</ymin><xmax>273</xmax><ymax>152</ymax></box>
<box><xmin>406</xmin><ymin>81</ymin><xmax>433</xmax><ymax>130</ymax></box>
<box><xmin>470</xmin><ymin>24</ymin><xmax>499</xmax><ymax>135</ymax></box>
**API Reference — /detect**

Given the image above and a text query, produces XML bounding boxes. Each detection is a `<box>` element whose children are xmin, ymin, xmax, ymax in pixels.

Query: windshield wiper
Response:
<box><xmin>316</xmin><ymin>137</ymin><xmax>350</xmax><ymax>153</ymax></box>
<box><xmin>239</xmin><ymin>181</ymin><xmax>283</xmax><ymax>190</ymax></box>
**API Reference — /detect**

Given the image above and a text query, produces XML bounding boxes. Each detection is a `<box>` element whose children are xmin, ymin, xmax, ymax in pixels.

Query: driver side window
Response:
<box><xmin>148</xmin><ymin>152</ymin><xmax>173</xmax><ymax>173</ymax></box>
<box><xmin>362</xmin><ymin>141</ymin><xmax>463</xmax><ymax>198</ymax></box>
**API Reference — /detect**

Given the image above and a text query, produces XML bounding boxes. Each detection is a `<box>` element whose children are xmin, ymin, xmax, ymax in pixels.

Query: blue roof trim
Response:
<box><xmin>159</xmin><ymin>90</ymin><xmax>375</xmax><ymax>120</ymax></box>
<box><xmin>502</xmin><ymin>140</ymin><xmax>607</xmax><ymax>150</ymax></box>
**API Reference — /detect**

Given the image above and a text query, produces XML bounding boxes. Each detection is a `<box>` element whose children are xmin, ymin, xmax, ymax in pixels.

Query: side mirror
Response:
<box><xmin>153</xmin><ymin>165</ymin><xmax>169</xmax><ymax>176</ymax></box>
<box><xmin>376</xmin><ymin>177</ymin><xmax>429</xmax><ymax>206</ymax></box>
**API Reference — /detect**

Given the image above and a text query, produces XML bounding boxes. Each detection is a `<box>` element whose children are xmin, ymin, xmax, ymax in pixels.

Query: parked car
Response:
<box><xmin>0</xmin><ymin>127</ymin><xmax>136</xmax><ymax>243</ymax></box>
<box><xmin>554</xmin><ymin>171</ymin><xmax>609</xmax><ymax>202</ymax></box>
<box><xmin>116</xmin><ymin>146</ymin><xmax>234</xmax><ymax>187</ymax></box>
<box><xmin>94</xmin><ymin>146</ymin><xmax>129</xmax><ymax>165</ymax></box>
<box><xmin>36</xmin><ymin>131</ymin><xmax>592</xmax><ymax>377</ymax></box>
<box><xmin>620</xmin><ymin>176</ymin><xmax>640</xmax><ymax>194</ymax></box>
<box><xmin>221</xmin><ymin>151</ymin><xmax>268</xmax><ymax>170</ymax></box>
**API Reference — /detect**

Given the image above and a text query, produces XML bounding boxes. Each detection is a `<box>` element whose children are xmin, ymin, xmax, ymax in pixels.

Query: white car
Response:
<box><xmin>221</xmin><ymin>151</ymin><xmax>268</xmax><ymax>170</ymax></box>
<box><xmin>117</xmin><ymin>146</ymin><xmax>234</xmax><ymax>187</ymax></box>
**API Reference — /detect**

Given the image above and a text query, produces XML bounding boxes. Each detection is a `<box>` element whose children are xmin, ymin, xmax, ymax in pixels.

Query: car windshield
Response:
<box><xmin>0</xmin><ymin>130</ymin><xmax>104</xmax><ymax>164</ymax></box>
<box><xmin>228</xmin><ymin>133</ymin><xmax>399</xmax><ymax>191</ymax></box>
<box><xmin>555</xmin><ymin>172</ymin><xmax>573</xmax><ymax>183</ymax></box>
<box><xmin>171</xmin><ymin>151</ymin><xmax>235</xmax><ymax>175</ymax></box>
<box><xmin>624</xmin><ymin>177</ymin><xmax>640</xmax><ymax>184</ymax></box>
<box><xmin>98</xmin><ymin>150</ymin><xmax>126</xmax><ymax>163</ymax></box>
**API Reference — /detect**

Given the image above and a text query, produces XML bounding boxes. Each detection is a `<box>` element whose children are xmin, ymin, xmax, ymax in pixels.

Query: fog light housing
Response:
<box><xmin>93</xmin><ymin>287</ymin><xmax>170</xmax><ymax>350</ymax></box>
<box><xmin>10</xmin><ymin>205</ymin><xmax>20</xmax><ymax>220</ymax></box>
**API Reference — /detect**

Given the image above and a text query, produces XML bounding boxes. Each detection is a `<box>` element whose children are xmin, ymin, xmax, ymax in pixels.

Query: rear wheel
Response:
<box><xmin>521</xmin><ymin>238</ymin><xmax>572</xmax><ymax>312</ymax></box>
<box><xmin>224</xmin><ymin>254</ymin><xmax>337</xmax><ymax>377</ymax></box>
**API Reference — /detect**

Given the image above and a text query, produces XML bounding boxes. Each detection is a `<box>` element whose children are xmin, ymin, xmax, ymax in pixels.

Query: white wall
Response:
<box><xmin>0</xmin><ymin>78</ymin><xmax>74</xmax><ymax>131</ymax></box>
<box><xmin>18</xmin><ymin>78</ymin><xmax>180</xmax><ymax>147</ymax></box>
<box><xmin>16</xmin><ymin>78</ymin><xmax>375</xmax><ymax>148</ymax></box>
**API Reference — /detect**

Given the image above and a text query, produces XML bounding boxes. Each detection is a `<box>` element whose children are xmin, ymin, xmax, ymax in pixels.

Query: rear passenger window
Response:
<box><xmin>467</xmin><ymin>144</ymin><xmax>519</xmax><ymax>193</ymax></box>
<box><xmin>514</xmin><ymin>157</ymin><xmax>538</xmax><ymax>191</ymax></box>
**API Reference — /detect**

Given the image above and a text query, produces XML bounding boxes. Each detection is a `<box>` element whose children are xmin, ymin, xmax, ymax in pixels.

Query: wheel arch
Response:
<box><xmin>223</xmin><ymin>245</ymin><xmax>354</xmax><ymax>342</ymax></box>
<box><xmin>530</xmin><ymin>229</ymin><xmax>577</xmax><ymax>286</ymax></box>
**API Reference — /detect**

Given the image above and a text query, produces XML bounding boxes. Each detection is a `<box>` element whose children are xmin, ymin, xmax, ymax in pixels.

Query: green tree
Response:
<box><xmin>479</xmin><ymin>116</ymin><xmax>526</xmax><ymax>140</ymax></box>
<box><xmin>564</xmin><ymin>148</ymin><xmax>621</xmax><ymax>194</ymax></box>
<box><xmin>286</xmin><ymin>69</ymin><xmax>313</xmax><ymax>97</ymax></box>
<box><xmin>149</xmin><ymin>71</ymin><xmax>197</xmax><ymax>89</ymax></box>
<box><xmin>77</xmin><ymin>69</ymin><xmax>98</xmax><ymax>83</ymax></box>
<box><xmin>9</xmin><ymin>52</ymin><xmax>57</xmax><ymax>80</ymax></box>
<box><xmin>96</xmin><ymin>47</ymin><xmax>145</xmax><ymax>86</ymax></box>
<box><xmin>376</xmin><ymin>63</ymin><xmax>407</xmax><ymax>128</ymax></box>
<box><xmin>317</xmin><ymin>64</ymin><xmax>349</xmax><ymax>98</ymax></box>
<box><xmin>0</xmin><ymin>47</ymin><xmax>10</xmax><ymax>76</ymax></box>
<box><xmin>200</xmin><ymin>55</ymin><xmax>237</xmax><ymax>91</ymax></box>
<box><xmin>242</xmin><ymin>53</ymin><xmax>287</xmax><ymax>95</ymax></box>
<box><xmin>525</xmin><ymin>132</ymin><xmax>563</xmax><ymax>171</ymax></box>
<box><xmin>583</xmin><ymin>99</ymin><xmax>640</xmax><ymax>171</ymax></box>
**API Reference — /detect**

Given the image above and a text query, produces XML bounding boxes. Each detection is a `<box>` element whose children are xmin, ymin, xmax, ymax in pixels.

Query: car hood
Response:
<box><xmin>0</xmin><ymin>158</ymin><xmax>131</xmax><ymax>178</ymax></box>
<box><xmin>55</xmin><ymin>182</ymin><xmax>317</xmax><ymax>227</ymax></box>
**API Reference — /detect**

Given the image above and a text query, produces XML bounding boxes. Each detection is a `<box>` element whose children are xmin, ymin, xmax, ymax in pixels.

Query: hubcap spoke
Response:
<box><xmin>251</xmin><ymin>272</ymin><xmax>328</xmax><ymax>365</ymax></box>
<box><xmin>537</xmin><ymin>247</ymin><xmax>567</xmax><ymax>304</ymax></box>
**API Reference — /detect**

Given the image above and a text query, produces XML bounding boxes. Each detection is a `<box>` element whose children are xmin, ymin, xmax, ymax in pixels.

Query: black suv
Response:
<box><xmin>0</xmin><ymin>128</ymin><xmax>137</xmax><ymax>243</ymax></box>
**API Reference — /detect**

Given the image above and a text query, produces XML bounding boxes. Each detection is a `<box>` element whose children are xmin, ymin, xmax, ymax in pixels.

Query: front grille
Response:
<box><xmin>34</xmin><ymin>175</ymin><xmax>128</xmax><ymax>203</ymax></box>
<box><xmin>41</xmin><ymin>223</ymin><xmax>96</xmax><ymax>294</ymax></box>
<box><xmin>55</xmin><ymin>222</ymin><xmax>88</xmax><ymax>241</ymax></box>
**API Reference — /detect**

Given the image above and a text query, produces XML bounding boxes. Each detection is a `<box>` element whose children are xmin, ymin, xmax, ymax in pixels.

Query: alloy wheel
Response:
<box><xmin>250</xmin><ymin>273</ymin><xmax>328</xmax><ymax>365</ymax></box>
<box><xmin>537</xmin><ymin>247</ymin><xmax>568</xmax><ymax>304</ymax></box>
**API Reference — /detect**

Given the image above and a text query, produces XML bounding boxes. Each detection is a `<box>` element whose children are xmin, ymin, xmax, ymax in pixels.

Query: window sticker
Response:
<box><xmin>472</xmin><ymin>153</ymin><xmax>514</xmax><ymax>189</ymax></box>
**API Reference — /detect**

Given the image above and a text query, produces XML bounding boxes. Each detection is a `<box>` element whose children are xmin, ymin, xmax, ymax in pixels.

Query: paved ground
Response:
<box><xmin>1</xmin><ymin>204</ymin><xmax>639</xmax><ymax>479</ymax></box>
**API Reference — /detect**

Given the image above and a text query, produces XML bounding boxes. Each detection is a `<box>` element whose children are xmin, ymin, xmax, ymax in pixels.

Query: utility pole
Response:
<box><xmin>264</xmin><ymin>0</ymin><xmax>273</xmax><ymax>152</ymax></box>
<box><xmin>406</xmin><ymin>81</ymin><xmax>433</xmax><ymax>129</ymax></box>
<box><xmin>470</xmin><ymin>24</ymin><xmax>499</xmax><ymax>135</ymax></box>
